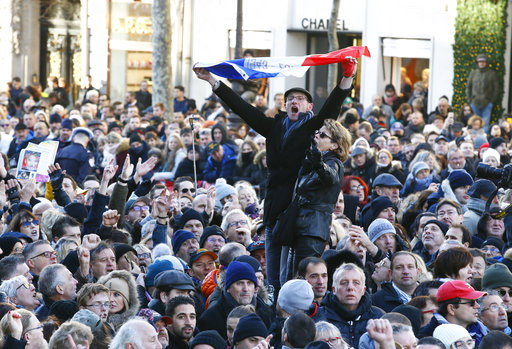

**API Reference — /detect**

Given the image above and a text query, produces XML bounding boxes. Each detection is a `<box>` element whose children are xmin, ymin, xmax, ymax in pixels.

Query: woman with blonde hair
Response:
<box><xmin>156</xmin><ymin>133</ymin><xmax>186</xmax><ymax>181</ymax></box>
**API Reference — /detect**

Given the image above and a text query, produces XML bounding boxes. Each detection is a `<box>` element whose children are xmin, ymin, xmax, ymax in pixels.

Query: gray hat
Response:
<box><xmin>277</xmin><ymin>279</ymin><xmax>314</xmax><ymax>314</ymax></box>
<box><xmin>373</xmin><ymin>173</ymin><xmax>403</xmax><ymax>189</ymax></box>
<box><xmin>367</xmin><ymin>218</ymin><xmax>396</xmax><ymax>243</ymax></box>
<box><xmin>71</xmin><ymin>309</ymin><xmax>102</xmax><ymax>332</ymax></box>
<box><xmin>351</xmin><ymin>147</ymin><xmax>366</xmax><ymax>157</ymax></box>
<box><xmin>154</xmin><ymin>270</ymin><xmax>195</xmax><ymax>290</ymax></box>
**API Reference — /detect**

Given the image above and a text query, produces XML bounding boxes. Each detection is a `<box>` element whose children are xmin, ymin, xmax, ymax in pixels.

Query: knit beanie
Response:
<box><xmin>448</xmin><ymin>169</ymin><xmax>474</xmax><ymax>189</ymax></box>
<box><xmin>232</xmin><ymin>313</ymin><xmax>268</xmax><ymax>345</ymax></box>
<box><xmin>433</xmin><ymin>324</ymin><xmax>471</xmax><ymax>349</ymax></box>
<box><xmin>129</xmin><ymin>133</ymin><xmax>142</xmax><ymax>145</ymax></box>
<box><xmin>467</xmin><ymin>179</ymin><xmax>497</xmax><ymax>199</ymax></box>
<box><xmin>234</xmin><ymin>255</ymin><xmax>263</xmax><ymax>274</ymax></box>
<box><xmin>482</xmin><ymin>237</ymin><xmax>504</xmax><ymax>253</ymax></box>
<box><xmin>0</xmin><ymin>236</ymin><xmax>22</xmax><ymax>259</ymax></box>
<box><xmin>277</xmin><ymin>279</ymin><xmax>314</xmax><ymax>315</ymax></box>
<box><xmin>424</xmin><ymin>219</ymin><xmax>449</xmax><ymax>235</ymax></box>
<box><xmin>411</xmin><ymin>161</ymin><xmax>430</xmax><ymax>177</ymax></box>
<box><xmin>482</xmin><ymin>148</ymin><xmax>500</xmax><ymax>164</ymax></box>
<box><xmin>190</xmin><ymin>330</ymin><xmax>227</xmax><ymax>349</ymax></box>
<box><xmin>224</xmin><ymin>261</ymin><xmax>258</xmax><ymax>291</ymax></box>
<box><xmin>61</xmin><ymin>118</ymin><xmax>73</xmax><ymax>130</ymax></box>
<box><xmin>112</xmin><ymin>243</ymin><xmax>137</xmax><ymax>263</ymax></box>
<box><xmin>473</xmin><ymin>135</ymin><xmax>488</xmax><ymax>150</ymax></box>
<box><xmin>367</xmin><ymin>218</ymin><xmax>396</xmax><ymax>243</ymax></box>
<box><xmin>72</xmin><ymin>309</ymin><xmax>102</xmax><ymax>332</ymax></box>
<box><xmin>371</xmin><ymin>196</ymin><xmax>395</xmax><ymax>219</ymax></box>
<box><xmin>64</xmin><ymin>202</ymin><xmax>88</xmax><ymax>223</ymax></box>
<box><xmin>214</xmin><ymin>178</ymin><xmax>236</xmax><ymax>210</ymax></box>
<box><xmin>489</xmin><ymin>137</ymin><xmax>506</xmax><ymax>149</ymax></box>
<box><xmin>199</xmin><ymin>225</ymin><xmax>226</xmax><ymax>248</ymax></box>
<box><xmin>177</xmin><ymin>208</ymin><xmax>205</xmax><ymax>230</ymax></box>
<box><xmin>49</xmin><ymin>300</ymin><xmax>79</xmax><ymax>323</ymax></box>
<box><xmin>145</xmin><ymin>259</ymin><xmax>176</xmax><ymax>287</ymax></box>
<box><xmin>171</xmin><ymin>229</ymin><xmax>197</xmax><ymax>255</ymax></box>
<box><xmin>482</xmin><ymin>263</ymin><xmax>512</xmax><ymax>290</ymax></box>
<box><xmin>105</xmin><ymin>277</ymin><xmax>130</xmax><ymax>310</ymax></box>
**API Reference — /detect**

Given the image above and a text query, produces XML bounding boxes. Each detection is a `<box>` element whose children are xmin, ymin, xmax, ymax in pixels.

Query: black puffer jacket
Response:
<box><xmin>215</xmin><ymin>82</ymin><xmax>349</xmax><ymax>226</ymax></box>
<box><xmin>295</xmin><ymin>151</ymin><xmax>343</xmax><ymax>240</ymax></box>
<box><xmin>313</xmin><ymin>292</ymin><xmax>384</xmax><ymax>349</ymax></box>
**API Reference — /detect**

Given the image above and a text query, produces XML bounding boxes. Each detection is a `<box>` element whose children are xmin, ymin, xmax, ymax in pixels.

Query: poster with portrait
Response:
<box><xmin>16</xmin><ymin>141</ymin><xmax>59</xmax><ymax>182</ymax></box>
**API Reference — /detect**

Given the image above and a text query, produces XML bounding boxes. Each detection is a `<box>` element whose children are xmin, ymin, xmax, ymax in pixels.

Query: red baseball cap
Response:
<box><xmin>437</xmin><ymin>280</ymin><xmax>487</xmax><ymax>302</ymax></box>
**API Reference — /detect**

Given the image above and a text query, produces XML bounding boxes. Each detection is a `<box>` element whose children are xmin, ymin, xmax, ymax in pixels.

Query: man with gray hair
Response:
<box><xmin>392</xmin><ymin>323</ymin><xmax>418</xmax><ymax>349</ymax></box>
<box><xmin>48</xmin><ymin>320</ymin><xmax>93</xmax><ymax>349</ymax></box>
<box><xmin>313</xmin><ymin>263</ymin><xmax>384</xmax><ymax>348</ymax></box>
<box><xmin>36</xmin><ymin>264</ymin><xmax>78</xmax><ymax>321</ymax></box>
<box><xmin>478</xmin><ymin>290</ymin><xmax>510</xmax><ymax>333</ymax></box>
<box><xmin>110</xmin><ymin>318</ymin><xmax>163</xmax><ymax>349</ymax></box>
<box><xmin>221</xmin><ymin>209</ymin><xmax>252</xmax><ymax>246</ymax></box>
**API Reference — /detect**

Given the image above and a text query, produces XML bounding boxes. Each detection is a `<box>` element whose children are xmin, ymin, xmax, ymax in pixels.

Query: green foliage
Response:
<box><xmin>452</xmin><ymin>0</ymin><xmax>507</xmax><ymax>121</ymax></box>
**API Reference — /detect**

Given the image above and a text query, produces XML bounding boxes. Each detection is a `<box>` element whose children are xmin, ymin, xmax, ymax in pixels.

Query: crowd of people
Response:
<box><xmin>0</xmin><ymin>53</ymin><xmax>509</xmax><ymax>349</ymax></box>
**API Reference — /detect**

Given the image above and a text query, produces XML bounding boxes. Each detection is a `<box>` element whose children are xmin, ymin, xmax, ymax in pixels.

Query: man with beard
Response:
<box><xmin>371</xmin><ymin>252</ymin><xmax>420</xmax><ymax>312</ymax></box>
<box><xmin>165</xmin><ymin>296</ymin><xmax>197</xmax><ymax>349</ymax></box>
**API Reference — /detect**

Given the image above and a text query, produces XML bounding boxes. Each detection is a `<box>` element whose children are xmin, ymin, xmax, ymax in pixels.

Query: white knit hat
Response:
<box><xmin>277</xmin><ymin>279</ymin><xmax>314</xmax><ymax>314</ymax></box>
<box><xmin>433</xmin><ymin>323</ymin><xmax>471</xmax><ymax>349</ymax></box>
<box><xmin>482</xmin><ymin>147</ymin><xmax>500</xmax><ymax>164</ymax></box>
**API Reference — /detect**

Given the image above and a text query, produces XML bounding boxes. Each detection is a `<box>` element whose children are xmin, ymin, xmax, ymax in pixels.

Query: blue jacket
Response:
<box><xmin>313</xmin><ymin>292</ymin><xmax>384</xmax><ymax>349</ymax></box>
<box><xmin>55</xmin><ymin>142</ymin><xmax>90</xmax><ymax>184</ymax></box>
<box><xmin>371</xmin><ymin>282</ymin><xmax>405</xmax><ymax>313</ymax></box>
<box><xmin>202</xmin><ymin>144</ymin><xmax>237</xmax><ymax>183</ymax></box>
<box><xmin>419</xmin><ymin>312</ymin><xmax>488</xmax><ymax>347</ymax></box>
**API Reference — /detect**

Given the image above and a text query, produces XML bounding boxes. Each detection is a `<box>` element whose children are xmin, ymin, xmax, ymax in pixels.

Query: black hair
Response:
<box><xmin>413</xmin><ymin>280</ymin><xmax>444</xmax><ymax>298</ymax></box>
<box><xmin>297</xmin><ymin>257</ymin><xmax>327</xmax><ymax>279</ymax></box>
<box><xmin>165</xmin><ymin>295</ymin><xmax>195</xmax><ymax>317</ymax></box>
<box><xmin>283</xmin><ymin>313</ymin><xmax>316</xmax><ymax>348</ymax></box>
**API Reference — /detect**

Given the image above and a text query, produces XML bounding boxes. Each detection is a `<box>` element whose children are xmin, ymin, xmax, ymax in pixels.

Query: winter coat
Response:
<box><xmin>466</xmin><ymin>66</ymin><xmax>500</xmax><ymax>109</ymax></box>
<box><xmin>373</xmin><ymin>162</ymin><xmax>406</xmax><ymax>185</ymax></box>
<box><xmin>55</xmin><ymin>142</ymin><xmax>91</xmax><ymax>184</ymax></box>
<box><xmin>248</xmin><ymin>164</ymin><xmax>268</xmax><ymax>200</ymax></box>
<box><xmin>198</xmin><ymin>290</ymin><xmax>274</xmax><ymax>340</ymax></box>
<box><xmin>463</xmin><ymin>197</ymin><xmax>487</xmax><ymax>235</ymax></box>
<box><xmin>174</xmin><ymin>157</ymin><xmax>205</xmax><ymax>181</ymax></box>
<box><xmin>214</xmin><ymin>81</ymin><xmax>348</xmax><ymax>226</ymax></box>
<box><xmin>294</xmin><ymin>151</ymin><xmax>343</xmax><ymax>241</ymax></box>
<box><xmin>371</xmin><ymin>282</ymin><xmax>405</xmax><ymax>313</ymax></box>
<box><xmin>202</xmin><ymin>144</ymin><xmax>237</xmax><ymax>184</ymax></box>
<box><xmin>346</xmin><ymin>157</ymin><xmax>377</xmax><ymax>191</ymax></box>
<box><xmin>419</xmin><ymin>313</ymin><xmax>488</xmax><ymax>347</ymax></box>
<box><xmin>97</xmin><ymin>270</ymin><xmax>140</xmax><ymax>332</ymax></box>
<box><xmin>313</xmin><ymin>292</ymin><xmax>384</xmax><ymax>349</ymax></box>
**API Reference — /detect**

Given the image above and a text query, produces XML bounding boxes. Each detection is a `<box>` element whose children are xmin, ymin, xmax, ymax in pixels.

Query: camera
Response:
<box><xmin>477</xmin><ymin>163</ymin><xmax>512</xmax><ymax>189</ymax></box>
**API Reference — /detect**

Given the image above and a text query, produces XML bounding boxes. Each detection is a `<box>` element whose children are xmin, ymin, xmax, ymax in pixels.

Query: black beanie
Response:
<box><xmin>130</xmin><ymin>133</ymin><xmax>142</xmax><ymax>144</ymax></box>
<box><xmin>392</xmin><ymin>304</ymin><xmax>422</xmax><ymax>336</ymax></box>
<box><xmin>233</xmin><ymin>313</ymin><xmax>268</xmax><ymax>345</ymax></box>
<box><xmin>0</xmin><ymin>236</ymin><xmax>22</xmax><ymax>259</ymax></box>
<box><xmin>199</xmin><ymin>225</ymin><xmax>226</xmax><ymax>248</ymax></box>
<box><xmin>112</xmin><ymin>243</ymin><xmax>137</xmax><ymax>262</ymax></box>
<box><xmin>190</xmin><ymin>330</ymin><xmax>227</xmax><ymax>349</ymax></box>
<box><xmin>64</xmin><ymin>202</ymin><xmax>88</xmax><ymax>224</ymax></box>
<box><xmin>177</xmin><ymin>208</ymin><xmax>205</xmax><ymax>230</ymax></box>
<box><xmin>489</xmin><ymin>137</ymin><xmax>506</xmax><ymax>149</ymax></box>
<box><xmin>49</xmin><ymin>300</ymin><xmax>79</xmax><ymax>323</ymax></box>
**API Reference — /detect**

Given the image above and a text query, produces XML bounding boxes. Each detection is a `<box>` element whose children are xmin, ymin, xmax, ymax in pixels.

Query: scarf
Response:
<box><xmin>391</xmin><ymin>282</ymin><xmax>411</xmax><ymax>304</ymax></box>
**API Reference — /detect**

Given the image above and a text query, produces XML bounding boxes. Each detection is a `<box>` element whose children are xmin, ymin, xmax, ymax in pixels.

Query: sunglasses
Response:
<box><xmin>458</xmin><ymin>299</ymin><xmax>477</xmax><ymax>307</ymax></box>
<box><xmin>22</xmin><ymin>220</ymin><xmax>39</xmax><ymax>227</ymax></box>
<box><xmin>315</xmin><ymin>130</ymin><xmax>333</xmax><ymax>140</ymax></box>
<box><xmin>498</xmin><ymin>289</ymin><xmax>512</xmax><ymax>297</ymax></box>
<box><xmin>181</xmin><ymin>188</ymin><xmax>196</xmax><ymax>194</ymax></box>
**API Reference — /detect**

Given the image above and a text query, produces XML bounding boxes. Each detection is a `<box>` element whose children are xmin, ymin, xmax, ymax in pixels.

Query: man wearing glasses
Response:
<box><xmin>482</xmin><ymin>263</ymin><xmax>512</xmax><ymax>324</ymax></box>
<box><xmin>418</xmin><ymin>280</ymin><xmax>487</xmax><ymax>346</ymax></box>
<box><xmin>477</xmin><ymin>292</ymin><xmax>510</xmax><ymax>333</ymax></box>
<box><xmin>76</xmin><ymin>283</ymin><xmax>111</xmax><ymax>322</ymax></box>
<box><xmin>221</xmin><ymin>209</ymin><xmax>252</xmax><ymax>246</ymax></box>
<box><xmin>22</xmin><ymin>240</ymin><xmax>57</xmax><ymax>291</ymax></box>
<box><xmin>124</xmin><ymin>196</ymin><xmax>151</xmax><ymax>231</ymax></box>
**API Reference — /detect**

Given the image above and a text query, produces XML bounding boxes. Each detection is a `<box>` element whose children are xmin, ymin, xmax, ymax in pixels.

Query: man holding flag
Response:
<box><xmin>193</xmin><ymin>46</ymin><xmax>369</xmax><ymax>294</ymax></box>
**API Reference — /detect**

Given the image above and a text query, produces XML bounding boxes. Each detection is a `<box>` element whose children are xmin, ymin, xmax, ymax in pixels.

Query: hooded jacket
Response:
<box><xmin>463</xmin><ymin>197</ymin><xmax>487</xmax><ymax>235</ymax></box>
<box><xmin>97</xmin><ymin>270</ymin><xmax>140</xmax><ymax>331</ymax></box>
<box><xmin>313</xmin><ymin>292</ymin><xmax>384</xmax><ymax>349</ymax></box>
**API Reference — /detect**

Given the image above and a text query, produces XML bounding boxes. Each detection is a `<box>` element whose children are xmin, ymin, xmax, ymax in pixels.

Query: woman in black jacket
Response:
<box><xmin>284</xmin><ymin>119</ymin><xmax>351</xmax><ymax>280</ymax></box>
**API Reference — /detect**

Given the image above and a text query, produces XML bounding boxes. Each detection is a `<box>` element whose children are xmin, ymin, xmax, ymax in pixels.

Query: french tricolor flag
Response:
<box><xmin>195</xmin><ymin>46</ymin><xmax>370</xmax><ymax>80</ymax></box>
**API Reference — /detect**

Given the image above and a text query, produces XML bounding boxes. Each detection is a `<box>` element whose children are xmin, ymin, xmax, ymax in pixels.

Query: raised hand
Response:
<box><xmin>193</xmin><ymin>65</ymin><xmax>218</xmax><ymax>87</ymax></box>
<box><xmin>5</xmin><ymin>178</ymin><xmax>20</xmax><ymax>202</ymax></box>
<box><xmin>120</xmin><ymin>156</ymin><xmax>133</xmax><ymax>182</ymax></box>
<box><xmin>134</xmin><ymin>157</ymin><xmax>158</xmax><ymax>183</ymax></box>
<box><xmin>102</xmin><ymin>159</ymin><xmax>118</xmax><ymax>184</ymax></box>
<box><xmin>102</xmin><ymin>209</ymin><xmax>120</xmax><ymax>227</ymax></box>
<box><xmin>366</xmin><ymin>319</ymin><xmax>394</xmax><ymax>349</ymax></box>
<box><xmin>48</xmin><ymin>163</ymin><xmax>64</xmax><ymax>188</ymax></box>
<box><xmin>82</xmin><ymin>234</ymin><xmax>101</xmax><ymax>251</ymax></box>
<box><xmin>7</xmin><ymin>311</ymin><xmax>23</xmax><ymax>340</ymax></box>
<box><xmin>19</xmin><ymin>179</ymin><xmax>36</xmax><ymax>203</ymax></box>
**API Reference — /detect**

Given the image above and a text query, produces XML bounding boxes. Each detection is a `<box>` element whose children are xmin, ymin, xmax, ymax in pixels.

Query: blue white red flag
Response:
<box><xmin>195</xmin><ymin>46</ymin><xmax>370</xmax><ymax>80</ymax></box>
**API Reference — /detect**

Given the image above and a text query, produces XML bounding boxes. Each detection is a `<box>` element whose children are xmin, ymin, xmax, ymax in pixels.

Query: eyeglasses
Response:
<box><xmin>138</xmin><ymin>253</ymin><xmax>151</xmax><ymax>259</ymax></box>
<box><xmin>228</xmin><ymin>220</ymin><xmax>248</xmax><ymax>228</ymax></box>
<box><xmin>482</xmin><ymin>247</ymin><xmax>500</xmax><ymax>253</ymax></box>
<box><xmin>350</xmin><ymin>185</ymin><xmax>364</xmax><ymax>191</ymax></box>
<box><xmin>24</xmin><ymin>324</ymin><xmax>44</xmax><ymax>335</ymax></box>
<box><xmin>207</xmin><ymin>237</ymin><xmax>225</xmax><ymax>244</ymax></box>
<box><xmin>86</xmin><ymin>302</ymin><xmax>112</xmax><ymax>310</ymax></box>
<box><xmin>453</xmin><ymin>338</ymin><xmax>475</xmax><ymax>349</ymax></box>
<box><xmin>16</xmin><ymin>283</ymin><xmax>31</xmax><ymax>291</ymax></box>
<box><xmin>497</xmin><ymin>289</ymin><xmax>512</xmax><ymax>297</ymax></box>
<box><xmin>315</xmin><ymin>130</ymin><xmax>333</xmax><ymax>140</ymax></box>
<box><xmin>458</xmin><ymin>299</ymin><xmax>477</xmax><ymax>307</ymax></box>
<box><xmin>12</xmin><ymin>247</ymin><xmax>23</xmax><ymax>254</ymax></box>
<box><xmin>481</xmin><ymin>303</ymin><xmax>509</xmax><ymax>312</ymax></box>
<box><xmin>0</xmin><ymin>124</ymin><xmax>9</xmax><ymax>127</ymax></box>
<box><xmin>132</xmin><ymin>205</ymin><xmax>149</xmax><ymax>211</ymax></box>
<box><xmin>30</xmin><ymin>250</ymin><xmax>57</xmax><ymax>259</ymax></box>
<box><xmin>181</xmin><ymin>188</ymin><xmax>196</xmax><ymax>194</ymax></box>
<box><xmin>286</xmin><ymin>95</ymin><xmax>307</xmax><ymax>102</ymax></box>
<box><xmin>322</xmin><ymin>337</ymin><xmax>341</xmax><ymax>346</ymax></box>
<box><xmin>22</xmin><ymin>219</ymin><xmax>39</xmax><ymax>227</ymax></box>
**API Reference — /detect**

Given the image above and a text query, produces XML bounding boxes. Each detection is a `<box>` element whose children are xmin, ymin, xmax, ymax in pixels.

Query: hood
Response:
<box><xmin>97</xmin><ymin>270</ymin><xmax>140</xmax><ymax>330</ymax></box>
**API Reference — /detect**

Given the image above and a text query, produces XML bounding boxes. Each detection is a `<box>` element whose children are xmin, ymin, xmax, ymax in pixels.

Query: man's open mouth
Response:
<box><xmin>291</xmin><ymin>106</ymin><xmax>298</xmax><ymax>113</ymax></box>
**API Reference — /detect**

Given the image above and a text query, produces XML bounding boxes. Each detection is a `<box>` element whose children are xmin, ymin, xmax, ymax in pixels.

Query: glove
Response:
<box><xmin>49</xmin><ymin>167</ymin><xmax>64</xmax><ymax>189</ymax></box>
<box><xmin>307</xmin><ymin>145</ymin><xmax>322</xmax><ymax>168</ymax></box>
<box><xmin>342</xmin><ymin>56</ymin><xmax>357</xmax><ymax>77</ymax></box>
